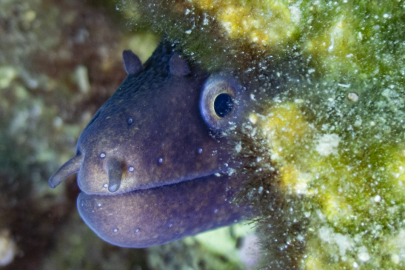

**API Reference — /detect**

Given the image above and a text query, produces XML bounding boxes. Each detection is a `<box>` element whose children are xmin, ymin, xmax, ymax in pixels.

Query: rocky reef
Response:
<box><xmin>2</xmin><ymin>0</ymin><xmax>405</xmax><ymax>269</ymax></box>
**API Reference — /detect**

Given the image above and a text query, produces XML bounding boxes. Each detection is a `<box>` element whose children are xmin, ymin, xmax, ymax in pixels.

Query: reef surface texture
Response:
<box><xmin>2</xmin><ymin>0</ymin><xmax>405</xmax><ymax>268</ymax></box>
<box><xmin>118</xmin><ymin>0</ymin><xmax>405</xmax><ymax>269</ymax></box>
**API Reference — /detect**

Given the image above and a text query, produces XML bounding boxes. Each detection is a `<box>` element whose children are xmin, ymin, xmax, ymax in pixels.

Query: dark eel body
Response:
<box><xmin>49</xmin><ymin>42</ymin><xmax>255</xmax><ymax>248</ymax></box>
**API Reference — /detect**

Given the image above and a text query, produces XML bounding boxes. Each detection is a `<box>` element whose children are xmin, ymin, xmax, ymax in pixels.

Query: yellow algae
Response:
<box><xmin>257</xmin><ymin>103</ymin><xmax>315</xmax><ymax>194</ymax></box>
<box><xmin>124</xmin><ymin>0</ymin><xmax>405</xmax><ymax>82</ymax></box>
<box><xmin>278</xmin><ymin>164</ymin><xmax>311</xmax><ymax>195</ymax></box>
<box><xmin>305</xmin><ymin>256</ymin><xmax>329</xmax><ymax>270</ymax></box>
<box><xmin>246</xmin><ymin>100</ymin><xmax>405</xmax><ymax>269</ymax></box>
<box><xmin>120</xmin><ymin>0</ymin><xmax>405</xmax><ymax>268</ymax></box>
<box><xmin>191</xmin><ymin>0</ymin><xmax>296</xmax><ymax>48</ymax></box>
<box><xmin>304</xmin><ymin>15</ymin><xmax>359</xmax><ymax>76</ymax></box>
<box><xmin>259</xmin><ymin>103</ymin><xmax>315</xmax><ymax>162</ymax></box>
<box><xmin>322</xmin><ymin>193</ymin><xmax>354</xmax><ymax>222</ymax></box>
<box><xmin>387</xmin><ymin>148</ymin><xmax>405</xmax><ymax>191</ymax></box>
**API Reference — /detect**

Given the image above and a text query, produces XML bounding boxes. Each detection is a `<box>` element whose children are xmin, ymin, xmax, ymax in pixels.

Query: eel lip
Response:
<box><xmin>48</xmin><ymin>155</ymin><xmax>82</xmax><ymax>188</ymax></box>
<box><xmin>77</xmin><ymin>173</ymin><xmax>250</xmax><ymax>248</ymax></box>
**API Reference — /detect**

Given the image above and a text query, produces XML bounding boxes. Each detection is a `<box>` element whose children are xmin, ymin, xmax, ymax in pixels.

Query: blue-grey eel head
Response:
<box><xmin>48</xmin><ymin>42</ymin><xmax>248</xmax><ymax>196</ymax></box>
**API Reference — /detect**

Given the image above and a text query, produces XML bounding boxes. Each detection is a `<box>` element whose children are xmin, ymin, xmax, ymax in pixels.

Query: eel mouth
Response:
<box><xmin>49</xmin><ymin>153</ymin><xmax>247</xmax><ymax>248</ymax></box>
<box><xmin>76</xmin><ymin>172</ymin><xmax>248</xmax><ymax>248</ymax></box>
<box><xmin>48</xmin><ymin>153</ymin><xmax>227</xmax><ymax>195</ymax></box>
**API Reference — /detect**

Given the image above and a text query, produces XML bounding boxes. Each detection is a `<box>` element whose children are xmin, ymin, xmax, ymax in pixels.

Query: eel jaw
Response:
<box><xmin>77</xmin><ymin>172</ymin><xmax>250</xmax><ymax>248</ymax></box>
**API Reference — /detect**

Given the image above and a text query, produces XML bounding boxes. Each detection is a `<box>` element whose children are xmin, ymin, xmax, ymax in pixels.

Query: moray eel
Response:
<box><xmin>49</xmin><ymin>42</ymin><xmax>254</xmax><ymax>248</ymax></box>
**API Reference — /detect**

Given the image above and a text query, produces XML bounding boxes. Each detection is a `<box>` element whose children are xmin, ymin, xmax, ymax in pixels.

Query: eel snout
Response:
<box><xmin>49</xmin><ymin>154</ymin><xmax>125</xmax><ymax>194</ymax></box>
<box><xmin>48</xmin><ymin>155</ymin><xmax>82</xmax><ymax>189</ymax></box>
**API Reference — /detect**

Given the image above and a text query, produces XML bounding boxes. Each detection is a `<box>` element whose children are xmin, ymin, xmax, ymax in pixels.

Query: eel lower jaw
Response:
<box><xmin>77</xmin><ymin>172</ymin><xmax>249</xmax><ymax>248</ymax></box>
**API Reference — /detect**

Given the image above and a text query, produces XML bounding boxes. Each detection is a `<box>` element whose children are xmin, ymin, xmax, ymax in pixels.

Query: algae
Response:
<box><xmin>120</xmin><ymin>0</ymin><xmax>405</xmax><ymax>269</ymax></box>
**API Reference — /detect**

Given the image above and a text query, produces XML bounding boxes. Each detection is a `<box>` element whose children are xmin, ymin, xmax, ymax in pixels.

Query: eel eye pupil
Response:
<box><xmin>214</xmin><ymin>93</ymin><xmax>233</xmax><ymax>118</ymax></box>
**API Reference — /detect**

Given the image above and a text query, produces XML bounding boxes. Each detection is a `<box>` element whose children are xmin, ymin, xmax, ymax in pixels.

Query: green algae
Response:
<box><xmin>120</xmin><ymin>0</ymin><xmax>405</xmax><ymax>269</ymax></box>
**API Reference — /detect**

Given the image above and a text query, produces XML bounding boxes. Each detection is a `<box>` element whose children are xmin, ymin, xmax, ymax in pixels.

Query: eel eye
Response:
<box><xmin>214</xmin><ymin>93</ymin><xmax>233</xmax><ymax>118</ymax></box>
<box><xmin>200</xmin><ymin>75</ymin><xmax>240</xmax><ymax>130</ymax></box>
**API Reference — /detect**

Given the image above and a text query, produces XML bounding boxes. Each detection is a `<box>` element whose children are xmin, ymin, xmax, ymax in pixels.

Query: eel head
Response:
<box><xmin>48</xmin><ymin>42</ymin><xmax>252</xmax><ymax>247</ymax></box>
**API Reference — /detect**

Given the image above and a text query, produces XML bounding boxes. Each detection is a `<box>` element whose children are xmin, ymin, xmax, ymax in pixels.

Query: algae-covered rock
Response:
<box><xmin>120</xmin><ymin>0</ymin><xmax>405</xmax><ymax>269</ymax></box>
<box><xmin>3</xmin><ymin>0</ymin><xmax>405</xmax><ymax>268</ymax></box>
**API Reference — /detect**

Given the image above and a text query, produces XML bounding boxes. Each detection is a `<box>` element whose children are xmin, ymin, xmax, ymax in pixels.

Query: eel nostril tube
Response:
<box><xmin>106</xmin><ymin>158</ymin><xmax>123</xmax><ymax>193</ymax></box>
<box><xmin>48</xmin><ymin>155</ymin><xmax>83</xmax><ymax>188</ymax></box>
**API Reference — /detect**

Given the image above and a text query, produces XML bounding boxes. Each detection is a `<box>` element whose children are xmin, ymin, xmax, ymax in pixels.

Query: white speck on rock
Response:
<box><xmin>392</xmin><ymin>254</ymin><xmax>400</xmax><ymax>264</ymax></box>
<box><xmin>334</xmin><ymin>233</ymin><xmax>353</xmax><ymax>257</ymax></box>
<box><xmin>316</xmin><ymin>134</ymin><xmax>341</xmax><ymax>156</ymax></box>
<box><xmin>319</xmin><ymin>226</ymin><xmax>353</xmax><ymax>257</ymax></box>
<box><xmin>202</xmin><ymin>13</ymin><xmax>209</xmax><ymax>25</ymax></box>
<box><xmin>354</xmin><ymin>119</ymin><xmax>362</xmax><ymax>127</ymax></box>
<box><xmin>227</xmin><ymin>168</ymin><xmax>236</xmax><ymax>176</ymax></box>
<box><xmin>288</xmin><ymin>4</ymin><xmax>301</xmax><ymax>25</ymax></box>
<box><xmin>235</xmin><ymin>142</ymin><xmax>242</xmax><ymax>153</ymax></box>
<box><xmin>271</xmin><ymin>152</ymin><xmax>279</xmax><ymax>161</ymax></box>
<box><xmin>358</xmin><ymin>246</ymin><xmax>370</xmax><ymax>262</ymax></box>
<box><xmin>338</xmin><ymin>83</ymin><xmax>351</xmax><ymax>88</ymax></box>
<box><xmin>347</xmin><ymin>92</ymin><xmax>359</xmax><ymax>102</ymax></box>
